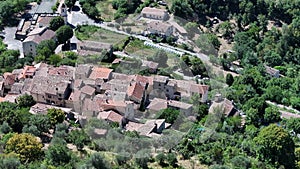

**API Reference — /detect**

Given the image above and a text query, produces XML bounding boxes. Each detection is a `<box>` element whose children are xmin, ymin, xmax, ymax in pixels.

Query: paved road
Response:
<box><xmin>266</xmin><ymin>100</ymin><xmax>300</xmax><ymax>119</ymax></box>
<box><xmin>280</xmin><ymin>110</ymin><xmax>300</xmax><ymax>119</ymax></box>
<box><xmin>68</xmin><ymin>4</ymin><xmax>238</xmax><ymax>78</ymax></box>
<box><xmin>29</xmin><ymin>0</ymin><xmax>57</xmax><ymax>14</ymax></box>
<box><xmin>3</xmin><ymin>27</ymin><xmax>24</xmax><ymax>58</ymax></box>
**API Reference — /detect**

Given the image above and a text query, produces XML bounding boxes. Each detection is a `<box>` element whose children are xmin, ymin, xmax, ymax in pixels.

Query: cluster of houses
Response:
<box><xmin>8</xmin><ymin>3</ymin><xmax>248</xmax><ymax>137</ymax></box>
<box><xmin>0</xmin><ymin>63</ymin><xmax>209</xmax><ymax>137</ymax></box>
<box><xmin>140</xmin><ymin>7</ymin><xmax>187</xmax><ymax>38</ymax></box>
<box><xmin>16</xmin><ymin>3</ymin><xmax>188</xmax><ymax>57</ymax></box>
<box><xmin>16</xmin><ymin>3</ymin><xmax>68</xmax><ymax>57</ymax></box>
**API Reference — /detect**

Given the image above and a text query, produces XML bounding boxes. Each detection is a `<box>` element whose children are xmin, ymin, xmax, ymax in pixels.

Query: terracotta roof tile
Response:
<box><xmin>97</xmin><ymin>110</ymin><xmax>123</xmax><ymax>123</ymax></box>
<box><xmin>89</xmin><ymin>67</ymin><xmax>113</xmax><ymax>80</ymax></box>
<box><xmin>127</xmin><ymin>82</ymin><xmax>145</xmax><ymax>102</ymax></box>
<box><xmin>81</xmin><ymin>85</ymin><xmax>95</xmax><ymax>96</ymax></box>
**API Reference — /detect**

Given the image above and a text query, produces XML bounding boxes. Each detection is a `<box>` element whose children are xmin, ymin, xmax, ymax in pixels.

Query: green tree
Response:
<box><xmin>84</xmin><ymin>152</ymin><xmax>110</xmax><ymax>169</ymax></box>
<box><xmin>28</xmin><ymin>114</ymin><xmax>51</xmax><ymax>134</ymax></box>
<box><xmin>47</xmin><ymin>108</ymin><xmax>65</xmax><ymax>127</ymax></box>
<box><xmin>166</xmin><ymin>152</ymin><xmax>177</xmax><ymax>167</ymax></box>
<box><xmin>157</xmin><ymin>108</ymin><xmax>180</xmax><ymax>124</ymax></box>
<box><xmin>134</xmin><ymin>149</ymin><xmax>150</xmax><ymax>169</ymax></box>
<box><xmin>148</xmin><ymin>50</ymin><xmax>168</xmax><ymax>67</ymax></box>
<box><xmin>216</xmin><ymin>21</ymin><xmax>235</xmax><ymax>40</ymax></box>
<box><xmin>0</xmin><ymin>121</ymin><xmax>12</xmax><ymax>134</ymax></box>
<box><xmin>17</xmin><ymin>94</ymin><xmax>36</xmax><ymax>108</ymax></box>
<box><xmin>245</xmin><ymin>108</ymin><xmax>260</xmax><ymax>126</ymax></box>
<box><xmin>254</xmin><ymin>124</ymin><xmax>295</xmax><ymax>169</ymax></box>
<box><xmin>48</xmin><ymin>54</ymin><xmax>62</xmax><ymax>66</ymax></box>
<box><xmin>49</xmin><ymin>16</ymin><xmax>65</xmax><ymax>31</ymax></box>
<box><xmin>0</xmin><ymin>102</ymin><xmax>23</xmax><ymax>132</ymax></box>
<box><xmin>22</xmin><ymin>125</ymin><xmax>40</xmax><ymax>136</ymax></box>
<box><xmin>193</xmin><ymin>104</ymin><xmax>209</xmax><ymax>120</ymax></box>
<box><xmin>65</xmin><ymin>0</ymin><xmax>76</xmax><ymax>9</ymax></box>
<box><xmin>207</xmin><ymin>33</ymin><xmax>221</xmax><ymax>50</ymax></box>
<box><xmin>0</xmin><ymin>155</ymin><xmax>21</xmax><ymax>169</ymax></box>
<box><xmin>226</xmin><ymin>74</ymin><xmax>234</xmax><ymax>86</ymax></box>
<box><xmin>5</xmin><ymin>133</ymin><xmax>43</xmax><ymax>163</ymax></box>
<box><xmin>155</xmin><ymin>153</ymin><xmax>166</xmax><ymax>166</ymax></box>
<box><xmin>171</xmin><ymin>0</ymin><xmax>193</xmax><ymax>19</ymax></box>
<box><xmin>46</xmin><ymin>142</ymin><xmax>71</xmax><ymax>166</ymax></box>
<box><xmin>0</xmin><ymin>1</ymin><xmax>14</xmax><ymax>23</ymax></box>
<box><xmin>36</xmin><ymin>39</ymin><xmax>57</xmax><ymax>59</ymax></box>
<box><xmin>284</xmin><ymin>118</ymin><xmax>300</xmax><ymax>134</ymax></box>
<box><xmin>263</xmin><ymin>106</ymin><xmax>280</xmax><ymax>124</ymax></box>
<box><xmin>190</xmin><ymin>57</ymin><xmax>207</xmax><ymax>77</ymax></box>
<box><xmin>184</xmin><ymin>22</ymin><xmax>200</xmax><ymax>38</ymax></box>
<box><xmin>264</xmin><ymin>86</ymin><xmax>283</xmax><ymax>103</ymax></box>
<box><xmin>67</xmin><ymin>129</ymin><xmax>90</xmax><ymax>151</ymax></box>
<box><xmin>56</xmin><ymin>25</ymin><xmax>74</xmax><ymax>44</ymax></box>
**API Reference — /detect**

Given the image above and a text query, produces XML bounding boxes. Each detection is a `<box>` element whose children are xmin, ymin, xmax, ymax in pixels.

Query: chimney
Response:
<box><xmin>214</xmin><ymin>93</ymin><xmax>223</xmax><ymax>103</ymax></box>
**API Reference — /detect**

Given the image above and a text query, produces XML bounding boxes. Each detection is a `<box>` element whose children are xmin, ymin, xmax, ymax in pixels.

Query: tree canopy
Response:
<box><xmin>5</xmin><ymin>133</ymin><xmax>43</xmax><ymax>163</ymax></box>
<box><xmin>49</xmin><ymin>16</ymin><xmax>65</xmax><ymax>31</ymax></box>
<box><xmin>47</xmin><ymin>108</ymin><xmax>65</xmax><ymax>127</ymax></box>
<box><xmin>56</xmin><ymin>25</ymin><xmax>74</xmax><ymax>44</ymax></box>
<box><xmin>254</xmin><ymin>124</ymin><xmax>295</xmax><ymax>169</ymax></box>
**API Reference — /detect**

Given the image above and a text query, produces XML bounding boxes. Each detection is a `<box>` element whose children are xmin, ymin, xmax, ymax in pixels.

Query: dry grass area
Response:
<box><xmin>96</xmin><ymin>0</ymin><xmax>117</xmax><ymax>22</ymax></box>
<box><xmin>75</xmin><ymin>25</ymin><xmax>128</xmax><ymax>44</ymax></box>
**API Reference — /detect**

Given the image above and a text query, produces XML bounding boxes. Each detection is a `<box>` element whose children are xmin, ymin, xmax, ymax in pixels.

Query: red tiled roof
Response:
<box><xmin>68</xmin><ymin>90</ymin><xmax>81</xmax><ymax>101</ymax></box>
<box><xmin>18</xmin><ymin>66</ymin><xmax>36</xmax><ymax>79</ymax></box>
<box><xmin>3</xmin><ymin>73</ymin><xmax>16</xmax><ymax>86</ymax></box>
<box><xmin>134</xmin><ymin>75</ymin><xmax>149</xmax><ymax>86</ymax></box>
<box><xmin>127</xmin><ymin>82</ymin><xmax>145</xmax><ymax>101</ymax></box>
<box><xmin>190</xmin><ymin>84</ymin><xmax>209</xmax><ymax>94</ymax></box>
<box><xmin>81</xmin><ymin>85</ymin><xmax>95</xmax><ymax>96</ymax></box>
<box><xmin>223</xmin><ymin>99</ymin><xmax>235</xmax><ymax>116</ymax></box>
<box><xmin>97</xmin><ymin>110</ymin><xmax>123</xmax><ymax>123</ymax></box>
<box><xmin>89</xmin><ymin>67</ymin><xmax>112</xmax><ymax>80</ymax></box>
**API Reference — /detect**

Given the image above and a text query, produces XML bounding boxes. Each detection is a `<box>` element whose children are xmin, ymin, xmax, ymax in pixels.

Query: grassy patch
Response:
<box><xmin>96</xmin><ymin>0</ymin><xmax>117</xmax><ymax>22</ymax></box>
<box><xmin>124</xmin><ymin>39</ymin><xmax>150</xmax><ymax>53</ymax></box>
<box><xmin>124</xmin><ymin>39</ymin><xmax>181</xmax><ymax>67</ymax></box>
<box><xmin>75</xmin><ymin>25</ymin><xmax>128</xmax><ymax>44</ymax></box>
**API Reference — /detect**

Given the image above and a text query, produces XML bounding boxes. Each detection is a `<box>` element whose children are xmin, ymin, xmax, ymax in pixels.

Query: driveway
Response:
<box><xmin>3</xmin><ymin>27</ymin><xmax>24</xmax><ymax>58</ymax></box>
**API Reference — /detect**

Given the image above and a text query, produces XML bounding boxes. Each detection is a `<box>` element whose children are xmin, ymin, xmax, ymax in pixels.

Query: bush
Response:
<box><xmin>155</xmin><ymin>153</ymin><xmax>166</xmax><ymax>166</ymax></box>
<box><xmin>17</xmin><ymin>94</ymin><xmax>36</xmax><ymax>107</ymax></box>
<box><xmin>5</xmin><ymin>133</ymin><xmax>43</xmax><ymax>162</ymax></box>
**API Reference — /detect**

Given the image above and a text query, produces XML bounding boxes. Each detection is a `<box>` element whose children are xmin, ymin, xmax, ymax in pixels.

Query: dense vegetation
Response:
<box><xmin>169</xmin><ymin>0</ymin><xmax>300</xmax><ymax>168</ymax></box>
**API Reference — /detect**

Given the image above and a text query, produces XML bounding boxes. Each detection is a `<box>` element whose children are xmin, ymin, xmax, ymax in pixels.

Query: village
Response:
<box><xmin>0</xmin><ymin>0</ymin><xmax>299</xmax><ymax>168</ymax></box>
<box><xmin>0</xmin><ymin>0</ymin><xmax>248</xmax><ymax>140</ymax></box>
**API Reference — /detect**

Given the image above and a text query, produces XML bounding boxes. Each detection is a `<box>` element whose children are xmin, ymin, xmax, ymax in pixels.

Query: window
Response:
<box><xmin>48</xmin><ymin>95</ymin><xmax>51</xmax><ymax>98</ymax></box>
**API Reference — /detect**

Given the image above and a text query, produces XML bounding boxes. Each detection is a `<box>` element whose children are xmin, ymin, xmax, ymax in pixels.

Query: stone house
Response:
<box><xmin>141</xmin><ymin>7</ymin><xmax>169</xmax><ymax>21</ymax></box>
<box><xmin>89</xmin><ymin>67</ymin><xmax>113</xmax><ymax>82</ymax></box>
<box><xmin>265</xmin><ymin>65</ymin><xmax>280</xmax><ymax>78</ymax></box>
<box><xmin>29</xmin><ymin>75</ymin><xmax>72</xmax><ymax>106</ymax></box>
<box><xmin>22</xmin><ymin>27</ymin><xmax>56</xmax><ymax>57</ymax></box>
<box><xmin>77</xmin><ymin>41</ymin><xmax>113</xmax><ymax>57</ymax></box>
<box><xmin>146</xmin><ymin>21</ymin><xmax>173</xmax><ymax>37</ymax></box>
<box><xmin>152</xmin><ymin>75</ymin><xmax>176</xmax><ymax>99</ymax></box>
